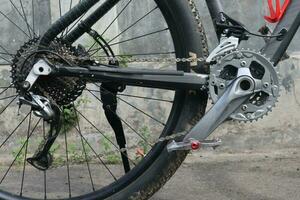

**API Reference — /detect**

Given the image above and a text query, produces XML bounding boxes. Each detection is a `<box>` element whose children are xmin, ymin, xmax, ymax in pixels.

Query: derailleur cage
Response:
<box><xmin>27</xmin><ymin>104</ymin><xmax>61</xmax><ymax>171</ymax></box>
<box><xmin>18</xmin><ymin>93</ymin><xmax>55</xmax><ymax>120</ymax></box>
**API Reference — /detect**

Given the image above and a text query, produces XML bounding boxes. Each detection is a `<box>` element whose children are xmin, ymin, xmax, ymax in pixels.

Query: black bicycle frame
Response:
<box><xmin>42</xmin><ymin>0</ymin><xmax>300</xmax><ymax>91</ymax></box>
<box><xmin>206</xmin><ymin>0</ymin><xmax>300</xmax><ymax>66</ymax></box>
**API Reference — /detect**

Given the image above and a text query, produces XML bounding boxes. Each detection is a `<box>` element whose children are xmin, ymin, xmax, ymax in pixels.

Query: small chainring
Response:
<box><xmin>209</xmin><ymin>49</ymin><xmax>280</xmax><ymax>122</ymax></box>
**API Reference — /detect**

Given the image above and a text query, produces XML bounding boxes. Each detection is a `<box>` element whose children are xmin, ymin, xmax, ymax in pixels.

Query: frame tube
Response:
<box><xmin>263</xmin><ymin>0</ymin><xmax>300</xmax><ymax>65</ymax></box>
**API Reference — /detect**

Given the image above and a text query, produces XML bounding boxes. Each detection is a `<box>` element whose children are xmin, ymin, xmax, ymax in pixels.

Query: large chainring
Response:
<box><xmin>11</xmin><ymin>38</ymin><xmax>90</xmax><ymax>106</ymax></box>
<box><xmin>209</xmin><ymin>49</ymin><xmax>280</xmax><ymax>122</ymax></box>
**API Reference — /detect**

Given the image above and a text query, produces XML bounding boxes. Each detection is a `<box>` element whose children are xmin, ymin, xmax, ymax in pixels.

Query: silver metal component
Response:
<box><xmin>201</xmin><ymin>139</ymin><xmax>222</xmax><ymax>148</ymax></box>
<box><xmin>242</xmin><ymin>104</ymin><xmax>248</xmax><ymax>111</ymax></box>
<box><xmin>264</xmin><ymin>82</ymin><xmax>269</xmax><ymax>88</ymax></box>
<box><xmin>167</xmin><ymin>74</ymin><xmax>255</xmax><ymax>152</ymax></box>
<box><xmin>206</xmin><ymin>36</ymin><xmax>239</xmax><ymax>63</ymax></box>
<box><xmin>167</xmin><ymin>138</ymin><xmax>222</xmax><ymax>152</ymax></box>
<box><xmin>167</xmin><ymin>139</ymin><xmax>198</xmax><ymax>151</ymax></box>
<box><xmin>208</xmin><ymin>49</ymin><xmax>280</xmax><ymax>122</ymax></box>
<box><xmin>240</xmin><ymin>60</ymin><xmax>247</xmax><ymax>67</ymax></box>
<box><xmin>25</xmin><ymin>59</ymin><xmax>52</xmax><ymax>90</ymax></box>
<box><xmin>19</xmin><ymin>93</ymin><xmax>54</xmax><ymax>120</ymax></box>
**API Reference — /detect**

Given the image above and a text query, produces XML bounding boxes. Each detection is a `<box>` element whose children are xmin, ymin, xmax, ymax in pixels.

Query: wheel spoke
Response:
<box><xmin>108</xmin><ymin>6</ymin><xmax>158</xmax><ymax>44</ymax></box>
<box><xmin>32</xmin><ymin>0</ymin><xmax>35</xmax><ymax>35</ymax></box>
<box><xmin>63</xmin><ymin>115</ymin><xmax>72</xmax><ymax>198</ymax></box>
<box><xmin>110</xmin><ymin>28</ymin><xmax>169</xmax><ymax>47</ymax></box>
<box><xmin>73</xmin><ymin>126</ymin><xmax>118</xmax><ymax>181</ymax></box>
<box><xmin>74</xmin><ymin>107</ymin><xmax>95</xmax><ymax>191</ymax></box>
<box><xmin>64</xmin><ymin>0</ymin><xmax>74</xmax><ymax>35</ymax></box>
<box><xmin>0</xmin><ymin>84</ymin><xmax>14</xmax><ymax>96</ymax></box>
<box><xmin>7</xmin><ymin>0</ymin><xmax>35</xmax><ymax>38</ymax></box>
<box><xmin>75</xmin><ymin>108</ymin><xmax>137</xmax><ymax>166</ymax></box>
<box><xmin>0</xmin><ymin>118</ymin><xmax>41</xmax><ymax>185</ymax></box>
<box><xmin>87</xmin><ymin>89</ymin><xmax>152</xmax><ymax>148</ymax></box>
<box><xmin>86</xmin><ymin>88</ymin><xmax>173</xmax><ymax>103</ymax></box>
<box><xmin>0</xmin><ymin>85</ymin><xmax>15</xmax><ymax>89</ymax></box>
<box><xmin>0</xmin><ymin>95</ymin><xmax>18</xmax><ymax>116</ymax></box>
<box><xmin>101</xmin><ymin>86</ymin><xmax>166</xmax><ymax>126</ymax></box>
<box><xmin>101</xmin><ymin>0</ymin><xmax>133</xmax><ymax>36</ymax></box>
<box><xmin>19</xmin><ymin>0</ymin><xmax>33</xmax><ymax>38</ymax></box>
<box><xmin>20</xmin><ymin>112</ymin><xmax>32</xmax><ymax>196</ymax></box>
<box><xmin>59</xmin><ymin>0</ymin><xmax>62</xmax><ymax>18</ymax></box>
<box><xmin>0</xmin><ymin>10</ymin><xmax>30</xmax><ymax>38</ymax></box>
<box><xmin>0</xmin><ymin>112</ymin><xmax>30</xmax><ymax>149</ymax></box>
<box><xmin>0</xmin><ymin>55</ymin><xmax>12</xmax><ymax>64</ymax></box>
<box><xmin>64</xmin><ymin>12</ymin><xmax>87</xmax><ymax>36</ymax></box>
<box><xmin>0</xmin><ymin>94</ymin><xmax>18</xmax><ymax>101</ymax></box>
<box><xmin>0</xmin><ymin>44</ymin><xmax>14</xmax><ymax>57</ymax></box>
<box><xmin>42</xmin><ymin>120</ymin><xmax>47</xmax><ymax>200</ymax></box>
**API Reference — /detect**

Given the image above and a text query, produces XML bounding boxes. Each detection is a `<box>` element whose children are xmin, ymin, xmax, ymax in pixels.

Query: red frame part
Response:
<box><xmin>264</xmin><ymin>0</ymin><xmax>291</xmax><ymax>23</ymax></box>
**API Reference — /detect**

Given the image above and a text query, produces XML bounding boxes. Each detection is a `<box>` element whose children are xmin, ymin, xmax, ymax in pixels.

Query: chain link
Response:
<box><xmin>96</xmin><ymin>56</ymin><xmax>206</xmax><ymax>64</ymax></box>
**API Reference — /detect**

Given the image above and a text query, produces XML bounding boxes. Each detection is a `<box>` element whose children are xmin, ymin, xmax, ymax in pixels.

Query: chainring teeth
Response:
<box><xmin>208</xmin><ymin>49</ymin><xmax>280</xmax><ymax>122</ymax></box>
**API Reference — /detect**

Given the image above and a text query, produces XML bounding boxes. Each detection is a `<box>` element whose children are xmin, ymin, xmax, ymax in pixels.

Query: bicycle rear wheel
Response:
<box><xmin>0</xmin><ymin>0</ymin><xmax>208</xmax><ymax>199</ymax></box>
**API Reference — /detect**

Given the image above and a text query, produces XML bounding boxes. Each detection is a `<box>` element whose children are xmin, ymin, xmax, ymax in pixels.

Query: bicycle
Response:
<box><xmin>0</xmin><ymin>0</ymin><xmax>297</xmax><ymax>199</ymax></box>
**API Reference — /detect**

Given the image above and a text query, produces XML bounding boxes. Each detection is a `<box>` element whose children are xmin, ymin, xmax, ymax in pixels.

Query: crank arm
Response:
<box><xmin>167</xmin><ymin>75</ymin><xmax>255</xmax><ymax>152</ymax></box>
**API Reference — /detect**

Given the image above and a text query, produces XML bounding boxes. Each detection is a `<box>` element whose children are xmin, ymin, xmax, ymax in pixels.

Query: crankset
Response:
<box><xmin>167</xmin><ymin>74</ymin><xmax>255</xmax><ymax>151</ymax></box>
<box><xmin>167</xmin><ymin>38</ymin><xmax>280</xmax><ymax>151</ymax></box>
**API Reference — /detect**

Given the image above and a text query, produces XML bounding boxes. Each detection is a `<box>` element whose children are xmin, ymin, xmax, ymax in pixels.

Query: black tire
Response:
<box><xmin>0</xmin><ymin>0</ymin><xmax>208</xmax><ymax>199</ymax></box>
<box><xmin>108</xmin><ymin>0</ymin><xmax>209</xmax><ymax>199</ymax></box>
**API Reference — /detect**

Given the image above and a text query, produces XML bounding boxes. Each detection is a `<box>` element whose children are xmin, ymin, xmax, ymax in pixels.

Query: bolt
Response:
<box><xmin>263</xmin><ymin>82</ymin><xmax>269</xmax><ymax>88</ymax></box>
<box><xmin>240</xmin><ymin>61</ymin><xmax>247</xmax><ymax>67</ymax></box>
<box><xmin>223</xmin><ymin>29</ymin><xmax>229</xmax><ymax>34</ymax></box>
<box><xmin>242</xmin><ymin>105</ymin><xmax>248</xmax><ymax>111</ymax></box>
<box><xmin>22</xmin><ymin>81</ymin><xmax>30</xmax><ymax>90</ymax></box>
<box><xmin>219</xmin><ymin>83</ymin><xmax>225</xmax><ymax>89</ymax></box>
<box><xmin>247</xmin><ymin>113</ymin><xmax>253</xmax><ymax>119</ymax></box>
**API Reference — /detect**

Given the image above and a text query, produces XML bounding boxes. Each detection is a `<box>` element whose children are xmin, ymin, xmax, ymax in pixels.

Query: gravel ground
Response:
<box><xmin>1</xmin><ymin>148</ymin><xmax>299</xmax><ymax>200</ymax></box>
<box><xmin>152</xmin><ymin>149</ymin><xmax>300</xmax><ymax>200</ymax></box>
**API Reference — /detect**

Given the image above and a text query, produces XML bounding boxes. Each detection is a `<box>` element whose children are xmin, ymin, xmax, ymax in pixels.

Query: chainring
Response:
<box><xmin>209</xmin><ymin>49</ymin><xmax>280</xmax><ymax>122</ymax></box>
<box><xmin>11</xmin><ymin>38</ymin><xmax>90</xmax><ymax>106</ymax></box>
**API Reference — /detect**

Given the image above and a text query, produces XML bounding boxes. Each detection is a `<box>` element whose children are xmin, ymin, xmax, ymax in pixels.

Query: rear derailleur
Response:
<box><xmin>18</xmin><ymin>92</ymin><xmax>61</xmax><ymax>171</ymax></box>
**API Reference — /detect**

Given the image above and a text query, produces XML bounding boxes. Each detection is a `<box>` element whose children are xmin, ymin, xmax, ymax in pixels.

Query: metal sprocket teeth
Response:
<box><xmin>11</xmin><ymin>38</ymin><xmax>88</xmax><ymax>106</ymax></box>
<box><xmin>208</xmin><ymin>49</ymin><xmax>280</xmax><ymax>122</ymax></box>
